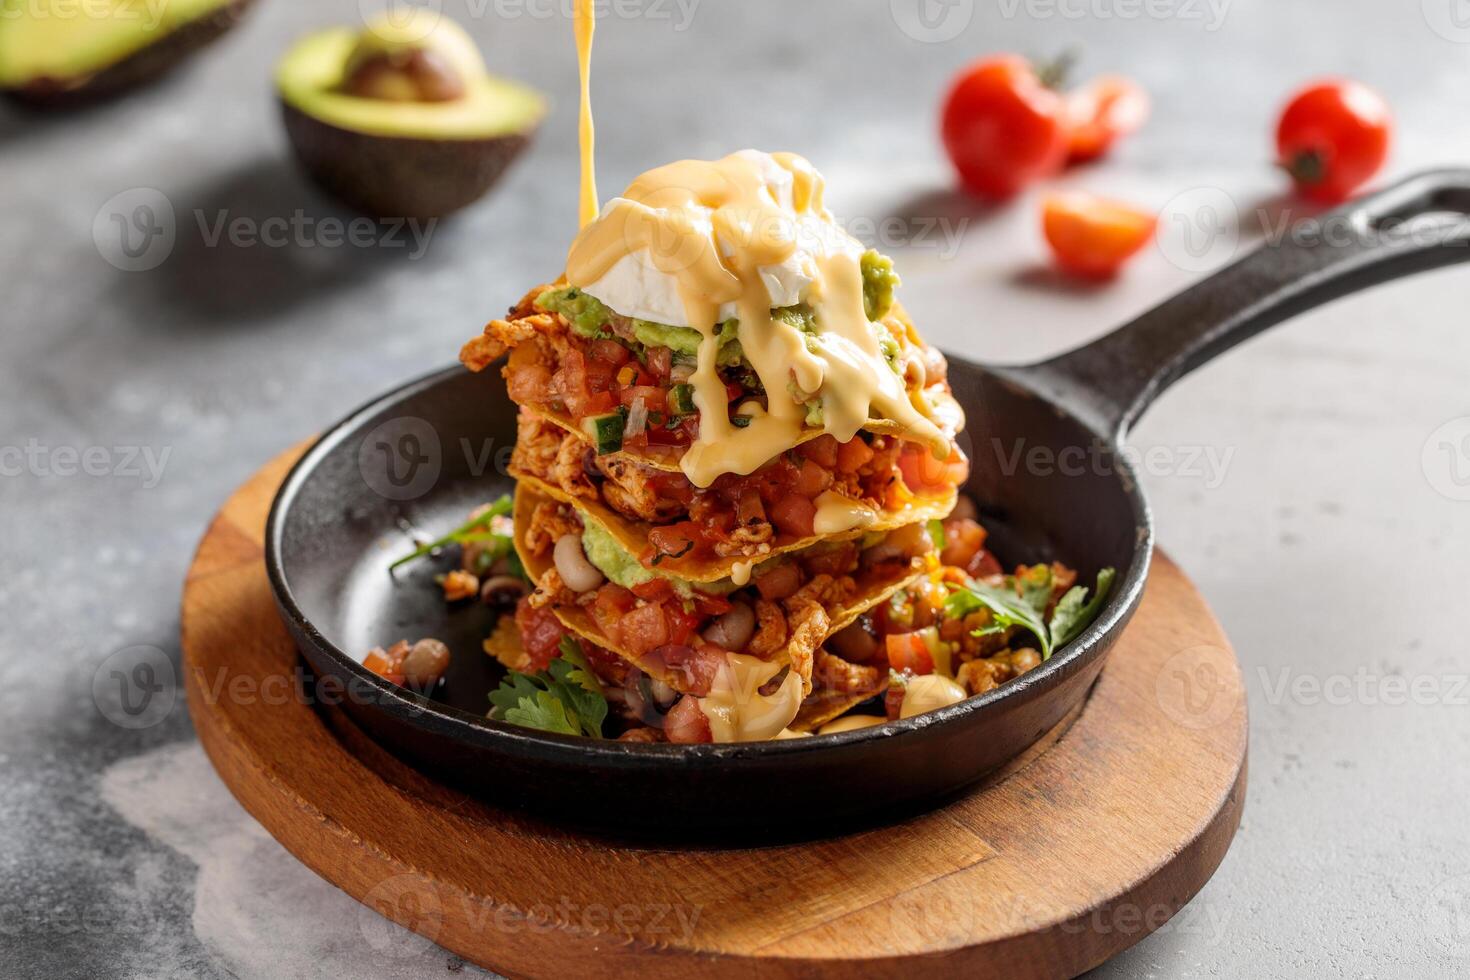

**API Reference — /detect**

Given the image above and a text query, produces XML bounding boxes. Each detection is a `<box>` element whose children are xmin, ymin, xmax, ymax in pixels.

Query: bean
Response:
<box><xmin>702</xmin><ymin>601</ymin><xmax>755</xmax><ymax>651</ymax></box>
<box><xmin>401</xmin><ymin>639</ymin><xmax>451</xmax><ymax>688</ymax></box>
<box><xmin>553</xmin><ymin>534</ymin><xmax>605</xmax><ymax>593</ymax></box>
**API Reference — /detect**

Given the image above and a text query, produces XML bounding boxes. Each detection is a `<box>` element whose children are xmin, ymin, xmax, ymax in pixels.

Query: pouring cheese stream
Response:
<box><xmin>574</xmin><ymin>0</ymin><xmax>597</xmax><ymax>228</ymax></box>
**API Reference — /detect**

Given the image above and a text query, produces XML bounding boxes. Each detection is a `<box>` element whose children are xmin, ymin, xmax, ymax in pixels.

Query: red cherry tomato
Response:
<box><xmin>1066</xmin><ymin>74</ymin><xmax>1151</xmax><ymax>163</ymax></box>
<box><xmin>941</xmin><ymin>55</ymin><xmax>1070</xmax><ymax>199</ymax></box>
<box><xmin>1276</xmin><ymin>79</ymin><xmax>1392</xmax><ymax>204</ymax></box>
<box><xmin>1041</xmin><ymin>193</ymin><xmax>1157</xmax><ymax>279</ymax></box>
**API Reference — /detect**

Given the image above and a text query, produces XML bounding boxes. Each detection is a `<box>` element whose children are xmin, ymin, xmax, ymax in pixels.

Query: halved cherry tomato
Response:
<box><xmin>1276</xmin><ymin>79</ymin><xmax>1391</xmax><ymax>204</ymax></box>
<box><xmin>942</xmin><ymin>55</ymin><xmax>1070</xmax><ymax>199</ymax></box>
<box><xmin>885</xmin><ymin>633</ymin><xmax>934</xmax><ymax>675</ymax></box>
<box><xmin>1066</xmin><ymin>74</ymin><xmax>1150</xmax><ymax>163</ymax></box>
<box><xmin>1041</xmin><ymin>192</ymin><xmax>1157</xmax><ymax>279</ymax></box>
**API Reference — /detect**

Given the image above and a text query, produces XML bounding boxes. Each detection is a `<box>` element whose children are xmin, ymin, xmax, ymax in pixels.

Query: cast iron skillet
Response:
<box><xmin>266</xmin><ymin>171</ymin><xmax>1470</xmax><ymax>841</ymax></box>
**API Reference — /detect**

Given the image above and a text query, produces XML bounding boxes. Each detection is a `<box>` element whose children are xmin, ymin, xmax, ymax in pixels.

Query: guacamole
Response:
<box><xmin>581</xmin><ymin>520</ymin><xmax>737</xmax><ymax>597</ymax></box>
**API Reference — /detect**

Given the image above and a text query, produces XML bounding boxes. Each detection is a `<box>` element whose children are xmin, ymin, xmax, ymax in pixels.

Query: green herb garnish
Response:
<box><xmin>488</xmin><ymin>637</ymin><xmax>608</xmax><ymax>737</ymax></box>
<box><xmin>927</xmin><ymin>518</ymin><xmax>947</xmax><ymax>551</ymax></box>
<box><xmin>944</xmin><ymin>565</ymin><xmax>1115</xmax><ymax>660</ymax></box>
<box><xmin>389</xmin><ymin>495</ymin><xmax>513</xmax><ymax>572</ymax></box>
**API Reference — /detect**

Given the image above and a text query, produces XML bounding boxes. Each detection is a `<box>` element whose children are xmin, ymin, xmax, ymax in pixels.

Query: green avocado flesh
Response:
<box><xmin>580</xmin><ymin>521</ymin><xmax>739</xmax><ymax>597</ymax></box>
<box><xmin>0</xmin><ymin>0</ymin><xmax>231</xmax><ymax>86</ymax></box>
<box><xmin>275</xmin><ymin>27</ymin><xmax>544</xmax><ymax>140</ymax></box>
<box><xmin>536</xmin><ymin>251</ymin><xmax>898</xmax><ymax>375</ymax></box>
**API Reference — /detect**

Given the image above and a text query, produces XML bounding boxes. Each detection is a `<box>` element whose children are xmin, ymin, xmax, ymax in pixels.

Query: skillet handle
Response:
<box><xmin>1018</xmin><ymin>169</ymin><xmax>1470</xmax><ymax>440</ymax></box>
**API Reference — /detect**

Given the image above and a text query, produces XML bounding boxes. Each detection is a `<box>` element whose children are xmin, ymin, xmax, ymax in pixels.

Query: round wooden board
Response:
<box><xmin>182</xmin><ymin>447</ymin><xmax>1248</xmax><ymax>979</ymax></box>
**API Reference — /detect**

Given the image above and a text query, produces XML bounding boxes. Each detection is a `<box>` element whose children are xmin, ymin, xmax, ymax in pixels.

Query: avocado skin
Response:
<box><xmin>1</xmin><ymin>0</ymin><xmax>254</xmax><ymax>109</ymax></box>
<box><xmin>280</xmin><ymin>100</ymin><xmax>535</xmax><ymax>220</ymax></box>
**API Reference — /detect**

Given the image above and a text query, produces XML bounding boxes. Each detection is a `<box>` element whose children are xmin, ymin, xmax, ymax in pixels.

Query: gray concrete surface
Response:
<box><xmin>4</xmin><ymin>0</ymin><xmax>1469</xmax><ymax>976</ymax></box>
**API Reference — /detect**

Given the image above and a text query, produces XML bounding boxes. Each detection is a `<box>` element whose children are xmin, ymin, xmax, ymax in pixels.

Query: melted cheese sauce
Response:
<box><xmin>697</xmin><ymin>653</ymin><xmax>803</xmax><ymax>742</ymax></box>
<box><xmin>564</xmin><ymin>151</ymin><xmax>948</xmax><ymax>488</ymax></box>
<box><xmin>811</xmin><ymin>490</ymin><xmax>878</xmax><ymax>536</ymax></box>
<box><xmin>899</xmin><ymin>674</ymin><xmax>967</xmax><ymax>719</ymax></box>
<box><xmin>573</xmin><ymin>0</ymin><xmax>598</xmax><ymax>228</ymax></box>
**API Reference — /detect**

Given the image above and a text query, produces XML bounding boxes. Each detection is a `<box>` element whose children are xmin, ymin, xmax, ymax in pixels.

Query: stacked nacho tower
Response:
<box><xmin>462</xmin><ymin>151</ymin><xmax>969</xmax><ymax>742</ymax></box>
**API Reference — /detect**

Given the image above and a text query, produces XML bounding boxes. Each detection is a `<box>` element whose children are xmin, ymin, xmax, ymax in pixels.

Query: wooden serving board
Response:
<box><xmin>182</xmin><ymin>447</ymin><xmax>1248</xmax><ymax>979</ymax></box>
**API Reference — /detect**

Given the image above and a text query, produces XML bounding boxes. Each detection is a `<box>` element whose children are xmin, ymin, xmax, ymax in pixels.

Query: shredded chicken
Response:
<box><xmin>813</xmin><ymin>651</ymin><xmax>883</xmax><ymax>695</ymax></box>
<box><xmin>440</xmin><ymin>570</ymin><xmax>480</xmax><ymax>603</ymax></box>
<box><xmin>784</xmin><ymin>600</ymin><xmax>829</xmax><ymax>697</ymax></box>
<box><xmin>594</xmin><ymin>454</ymin><xmax>684</xmax><ymax>523</ymax></box>
<box><xmin>522</xmin><ymin>501</ymin><xmax>581</xmax><ymax>557</ymax></box>
<box><xmin>528</xmin><ymin>568</ymin><xmax>575</xmax><ymax>609</ymax></box>
<box><xmin>787</xmin><ymin>573</ymin><xmax>856</xmax><ymax>611</ymax></box>
<box><xmin>714</xmin><ymin>523</ymin><xmax>775</xmax><ymax>557</ymax></box>
<box><xmin>746</xmin><ymin>600</ymin><xmax>789</xmax><ymax>657</ymax></box>
<box><xmin>552</xmin><ymin>431</ymin><xmax>598</xmax><ymax>500</ymax></box>
<box><xmin>510</xmin><ymin>411</ymin><xmax>561</xmax><ymax>479</ymax></box>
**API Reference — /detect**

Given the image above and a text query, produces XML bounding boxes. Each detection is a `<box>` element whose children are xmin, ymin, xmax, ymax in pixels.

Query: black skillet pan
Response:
<box><xmin>266</xmin><ymin>171</ymin><xmax>1470</xmax><ymax>841</ymax></box>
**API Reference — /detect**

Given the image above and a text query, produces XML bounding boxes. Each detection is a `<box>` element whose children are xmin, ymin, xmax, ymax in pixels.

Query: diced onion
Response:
<box><xmin>624</xmin><ymin>396</ymin><xmax>649</xmax><ymax>438</ymax></box>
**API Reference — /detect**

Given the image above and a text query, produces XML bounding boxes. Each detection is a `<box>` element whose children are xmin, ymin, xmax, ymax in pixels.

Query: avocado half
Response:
<box><xmin>276</xmin><ymin>14</ymin><xmax>545</xmax><ymax>220</ymax></box>
<box><xmin>0</xmin><ymin>0</ymin><xmax>253</xmax><ymax>108</ymax></box>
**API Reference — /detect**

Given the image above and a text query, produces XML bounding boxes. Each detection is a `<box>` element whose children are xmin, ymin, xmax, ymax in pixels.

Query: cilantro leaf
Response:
<box><xmin>390</xmin><ymin>495</ymin><xmax>513</xmax><ymax>572</ymax></box>
<box><xmin>945</xmin><ymin>579</ymin><xmax>1053</xmax><ymax>658</ymax></box>
<box><xmin>487</xmin><ymin>637</ymin><xmax>608</xmax><ymax>738</ymax></box>
<box><xmin>1049</xmin><ymin>568</ymin><xmax>1116</xmax><ymax>649</ymax></box>
<box><xmin>503</xmin><ymin>690</ymin><xmax>580</xmax><ymax>735</ymax></box>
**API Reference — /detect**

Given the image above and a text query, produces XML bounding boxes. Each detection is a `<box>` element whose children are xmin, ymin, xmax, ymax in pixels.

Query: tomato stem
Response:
<box><xmin>1035</xmin><ymin>49</ymin><xmax>1079</xmax><ymax>90</ymax></box>
<box><xmin>1283</xmin><ymin>148</ymin><xmax>1327</xmax><ymax>186</ymax></box>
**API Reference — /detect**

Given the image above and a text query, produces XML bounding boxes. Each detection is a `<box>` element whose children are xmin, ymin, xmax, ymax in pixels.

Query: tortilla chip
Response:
<box><xmin>790</xmin><ymin>689</ymin><xmax>888</xmax><ymax>733</ymax></box>
<box><xmin>512</xmin><ymin>484</ymin><xmax>924</xmax><ymax>696</ymax></box>
<box><xmin>525</xmin><ymin>389</ymin><xmax>965</xmax><ymax>477</ymax></box>
<box><xmin>482</xmin><ymin>613</ymin><xmax>529</xmax><ymax>673</ymax></box>
<box><xmin>511</xmin><ymin>468</ymin><xmax>955</xmax><ymax>585</ymax></box>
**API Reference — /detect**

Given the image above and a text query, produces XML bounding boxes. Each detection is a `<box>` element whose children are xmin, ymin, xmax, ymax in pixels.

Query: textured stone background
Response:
<box><xmin>4</xmin><ymin>0</ymin><xmax>1470</xmax><ymax>976</ymax></box>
